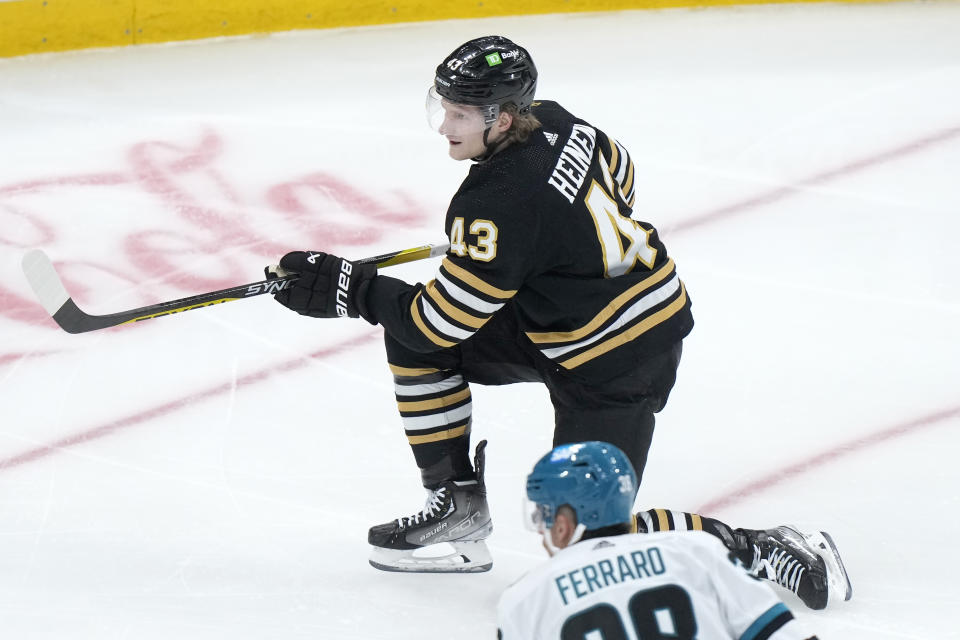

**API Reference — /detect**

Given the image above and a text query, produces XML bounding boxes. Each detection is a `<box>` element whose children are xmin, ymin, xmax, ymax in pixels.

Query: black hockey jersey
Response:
<box><xmin>366</xmin><ymin>101</ymin><xmax>693</xmax><ymax>375</ymax></box>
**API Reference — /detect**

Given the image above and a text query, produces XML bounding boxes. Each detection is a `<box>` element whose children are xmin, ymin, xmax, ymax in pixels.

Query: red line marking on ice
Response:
<box><xmin>666</xmin><ymin>124</ymin><xmax>960</xmax><ymax>234</ymax></box>
<box><xmin>696</xmin><ymin>405</ymin><xmax>960</xmax><ymax>514</ymax></box>
<box><xmin>0</xmin><ymin>331</ymin><xmax>378</xmax><ymax>472</ymax></box>
<box><xmin>0</xmin><ymin>172</ymin><xmax>129</xmax><ymax>194</ymax></box>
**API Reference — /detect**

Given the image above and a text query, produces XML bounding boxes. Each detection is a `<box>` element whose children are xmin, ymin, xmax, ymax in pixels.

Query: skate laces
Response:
<box><xmin>397</xmin><ymin>487</ymin><xmax>449</xmax><ymax>527</ymax></box>
<box><xmin>752</xmin><ymin>543</ymin><xmax>806</xmax><ymax>594</ymax></box>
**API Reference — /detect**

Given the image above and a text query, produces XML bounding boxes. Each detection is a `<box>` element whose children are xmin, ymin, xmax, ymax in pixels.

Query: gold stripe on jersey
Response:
<box><xmin>424</xmin><ymin>280</ymin><xmax>488</xmax><ymax>329</ymax></box>
<box><xmin>389</xmin><ymin>364</ymin><xmax>441</xmax><ymax>377</ymax></box>
<box><xmin>622</xmin><ymin>159</ymin><xmax>635</xmax><ymax>202</ymax></box>
<box><xmin>397</xmin><ymin>387</ymin><xmax>471</xmax><ymax>413</ymax></box>
<box><xmin>420</xmin><ymin>294</ymin><xmax>475</xmax><ymax>341</ymax></box>
<box><xmin>606</xmin><ymin>135</ymin><xmax>621</xmax><ymax>179</ymax></box>
<box><xmin>525</xmin><ymin>258</ymin><xmax>676</xmax><ymax>344</ymax></box>
<box><xmin>614</xmin><ymin>140</ymin><xmax>629</xmax><ymax>184</ymax></box>
<box><xmin>596</xmin><ymin>139</ymin><xmax>620</xmax><ymax>205</ymax></box>
<box><xmin>690</xmin><ymin>513</ymin><xmax>703</xmax><ymax>531</ymax></box>
<box><xmin>559</xmin><ymin>282</ymin><xmax>688</xmax><ymax>369</ymax></box>
<box><xmin>409</xmin><ymin>259</ymin><xmax>518</xmax><ymax>347</ymax></box>
<box><xmin>406</xmin><ymin>423</ymin><xmax>469</xmax><ymax>445</ymax></box>
<box><xmin>655</xmin><ymin>508</ymin><xmax>670</xmax><ymax>531</ymax></box>
<box><xmin>605</xmin><ymin>137</ymin><xmax>636</xmax><ymax>207</ymax></box>
<box><xmin>441</xmin><ymin>258</ymin><xmax>518</xmax><ymax>300</ymax></box>
<box><xmin>411</xmin><ymin>292</ymin><xmax>457</xmax><ymax>348</ymax></box>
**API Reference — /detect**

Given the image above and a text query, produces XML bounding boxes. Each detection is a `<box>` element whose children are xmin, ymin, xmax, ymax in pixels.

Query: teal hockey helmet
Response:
<box><xmin>525</xmin><ymin>441</ymin><xmax>637</xmax><ymax>532</ymax></box>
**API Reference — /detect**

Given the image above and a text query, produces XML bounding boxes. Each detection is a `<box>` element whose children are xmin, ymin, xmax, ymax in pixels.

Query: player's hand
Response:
<box><xmin>271</xmin><ymin>251</ymin><xmax>376</xmax><ymax>319</ymax></box>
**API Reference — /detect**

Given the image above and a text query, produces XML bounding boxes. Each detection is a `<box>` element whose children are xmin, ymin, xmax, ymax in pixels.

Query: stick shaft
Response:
<box><xmin>22</xmin><ymin>243</ymin><xmax>448</xmax><ymax>334</ymax></box>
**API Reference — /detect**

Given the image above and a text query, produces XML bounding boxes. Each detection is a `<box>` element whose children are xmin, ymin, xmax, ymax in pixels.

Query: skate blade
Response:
<box><xmin>369</xmin><ymin>541</ymin><xmax>492</xmax><ymax>574</ymax></box>
<box><xmin>800</xmin><ymin>529</ymin><xmax>852</xmax><ymax>604</ymax></box>
<box><xmin>816</xmin><ymin>531</ymin><xmax>853</xmax><ymax>603</ymax></box>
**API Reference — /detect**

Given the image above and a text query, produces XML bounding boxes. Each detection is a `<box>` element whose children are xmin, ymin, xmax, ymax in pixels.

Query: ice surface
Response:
<box><xmin>1</xmin><ymin>3</ymin><xmax>959</xmax><ymax>638</ymax></box>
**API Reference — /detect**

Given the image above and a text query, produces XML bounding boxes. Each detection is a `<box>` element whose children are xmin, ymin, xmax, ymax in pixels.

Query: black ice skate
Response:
<box><xmin>368</xmin><ymin>440</ymin><xmax>492</xmax><ymax>573</ymax></box>
<box><xmin>745</xmin><ymin>525</ymin><xmax>852</xmax><ymax>610</ymax></box>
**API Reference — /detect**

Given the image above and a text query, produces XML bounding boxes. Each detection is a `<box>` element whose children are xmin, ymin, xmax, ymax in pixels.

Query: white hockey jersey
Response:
<box><xmin>497</xmin><ymin>530</ymin><xmax>815</xmax><ymax>640</ymax></box>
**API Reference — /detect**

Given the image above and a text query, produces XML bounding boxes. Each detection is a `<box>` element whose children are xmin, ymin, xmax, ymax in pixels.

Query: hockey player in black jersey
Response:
<box><xmin>268</xmin><ymin>36</ymin><xmax>854</xmax><ymax>610</ymax></box>
<box><xmin>269</xmin><ymin>35</ymin><xmax>695</xmax><ymax>573</ymax></box>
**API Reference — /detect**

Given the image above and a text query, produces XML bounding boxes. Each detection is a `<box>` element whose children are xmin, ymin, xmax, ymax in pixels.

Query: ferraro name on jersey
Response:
<box><xmin>497</xmin><ymin>530</ymin><xmax>815</xmax><ymax>640</ymax></box>
<box><xmin>366</xmin><ymin>101</ymin><xmax>693</xmax><ymax>375</ymax></box>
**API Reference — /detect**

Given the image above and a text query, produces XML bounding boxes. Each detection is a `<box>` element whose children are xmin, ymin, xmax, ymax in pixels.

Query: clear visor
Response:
<box><xmin>522</xmin><ymin>495</ymin><xmax>553</xmax><ymax>534</ymax></box>
<box><xmin>425</xmin><ymin>86</ymin><xmax>500</xmax><ymax>135</ymax></box>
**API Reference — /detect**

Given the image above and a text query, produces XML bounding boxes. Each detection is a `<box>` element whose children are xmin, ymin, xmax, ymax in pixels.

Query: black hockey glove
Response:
<box><xmin>268</xmin><ymin>251</ymin><xmax>376</xmax><ymax>319</ymax></box>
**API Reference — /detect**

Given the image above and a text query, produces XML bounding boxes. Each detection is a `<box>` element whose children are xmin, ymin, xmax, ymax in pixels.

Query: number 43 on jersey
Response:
<box><xmin>449</xmin><ymin>217</ymin><xmax>499</xmax><ymax>262</ymax></box>
<box><xmin>447</xmin><ymin>181</ymin><xmax>656</xmax><ymax>278</ymax></box>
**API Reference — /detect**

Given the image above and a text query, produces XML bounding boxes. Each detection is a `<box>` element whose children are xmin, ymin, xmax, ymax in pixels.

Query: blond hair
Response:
<box><xmin>502</xmin><ymin>103</ymin><xmax>542</xmax><ymax>145</ymax></box>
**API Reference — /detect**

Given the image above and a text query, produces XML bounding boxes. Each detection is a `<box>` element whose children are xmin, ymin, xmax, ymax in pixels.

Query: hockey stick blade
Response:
<box><xmin>22</xmin><ymin>243</ymin><xmax>449</xmax><ymax>334</ymax></box>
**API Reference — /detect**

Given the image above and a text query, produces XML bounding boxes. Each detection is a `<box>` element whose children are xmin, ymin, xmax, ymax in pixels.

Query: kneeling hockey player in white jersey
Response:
<box><xmin>497</xmin><ymin>442</ymin><xmax>822</xmax><ymax>640</ymax></box>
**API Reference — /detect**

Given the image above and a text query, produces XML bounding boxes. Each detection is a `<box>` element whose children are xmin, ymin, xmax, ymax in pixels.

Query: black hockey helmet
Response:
<box><xmin>430</xmin><ymin>35</ymin><xmax>537</xmax><ymax>127</ymax></box>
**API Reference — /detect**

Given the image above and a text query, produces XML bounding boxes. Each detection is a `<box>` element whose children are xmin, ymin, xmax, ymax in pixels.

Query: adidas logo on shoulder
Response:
<box><xmin>543</xmin><ymin>131</ymin><xmax>559</xmax><ymax>146</ymax></box>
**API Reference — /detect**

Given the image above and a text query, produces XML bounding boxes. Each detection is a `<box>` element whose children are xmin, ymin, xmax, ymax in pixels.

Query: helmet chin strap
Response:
<box><xmin>471</xmin><ymin>125</ymin><xmax>512</xmax><ymax>163</ymax></box>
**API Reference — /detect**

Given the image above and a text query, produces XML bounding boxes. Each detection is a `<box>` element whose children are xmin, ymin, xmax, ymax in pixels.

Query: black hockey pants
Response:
<box><xmin>385</xmin><ymin>303</ymin><xmax>683</xmax><ymax>488</ymax></box>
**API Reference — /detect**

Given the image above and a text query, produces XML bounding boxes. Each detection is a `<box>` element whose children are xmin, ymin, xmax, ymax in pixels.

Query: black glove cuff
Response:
<box><xmin>355</xmin><ymin>277</ymin><xmax>378</xmax><ymax>325</ymax></box>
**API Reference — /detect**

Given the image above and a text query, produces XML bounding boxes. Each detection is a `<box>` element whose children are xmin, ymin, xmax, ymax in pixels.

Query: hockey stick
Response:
<box><xmin>21</xmin><ymin>243</ymin><xmax>449</xmax><ymax>334</ymax></box>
